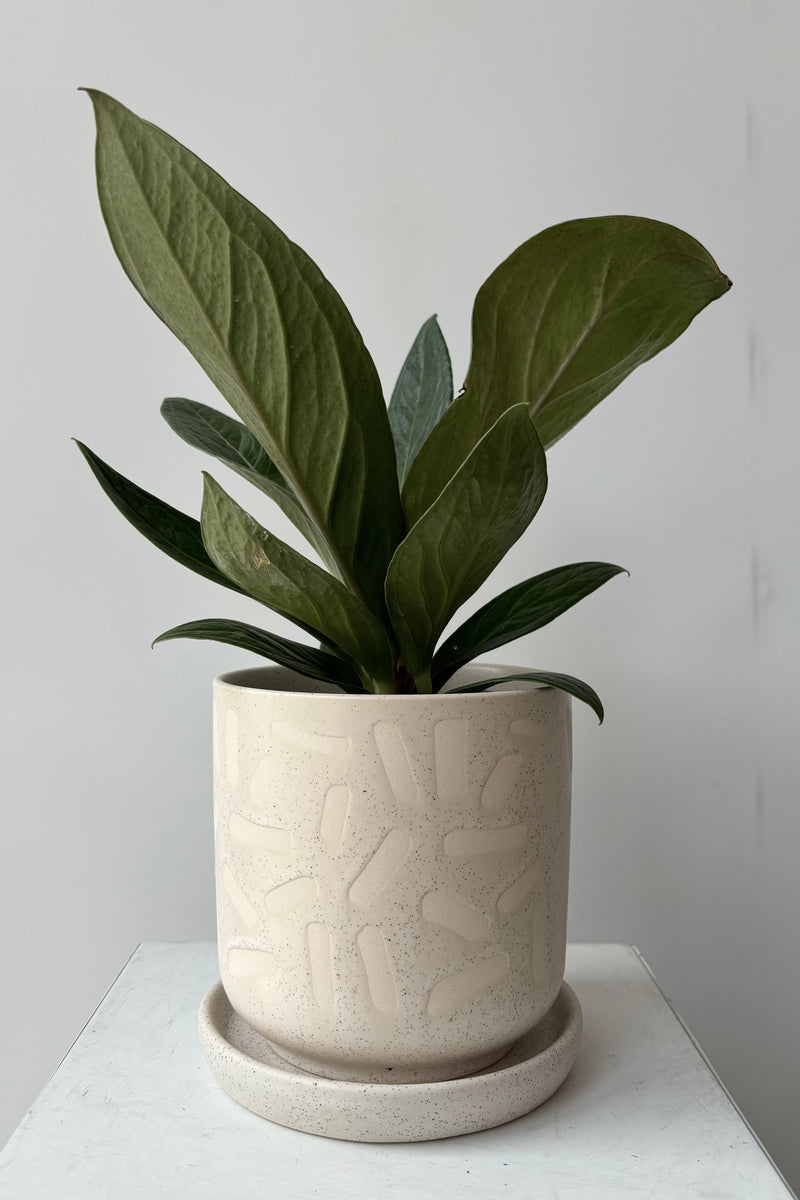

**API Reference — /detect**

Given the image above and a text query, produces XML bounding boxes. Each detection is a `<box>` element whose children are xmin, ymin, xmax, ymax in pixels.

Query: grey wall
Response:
<box><xmin>2</xmin><ymin>0</ymin><xmax>798</xmax><ymax>1189</ymax></box>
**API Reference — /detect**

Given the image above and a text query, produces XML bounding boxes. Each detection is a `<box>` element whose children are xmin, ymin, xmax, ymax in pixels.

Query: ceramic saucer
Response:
<box><xmin>199</xmin><ymin>980</ymin><xmax>582</xmax><ymax>1142</ymax></box>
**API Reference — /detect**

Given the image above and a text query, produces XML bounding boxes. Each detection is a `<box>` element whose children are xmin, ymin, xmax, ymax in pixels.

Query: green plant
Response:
<box><xmin>76</xmin><ymin>92</ymin><xmax>731</xmax><ymax>716</ymax></box>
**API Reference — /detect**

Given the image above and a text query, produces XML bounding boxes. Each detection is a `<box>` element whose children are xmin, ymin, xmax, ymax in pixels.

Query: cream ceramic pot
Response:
<box><xmin>213</xmin><ymin>664</ymin><xmax>572</xmax><ymax>1085</ymax></box>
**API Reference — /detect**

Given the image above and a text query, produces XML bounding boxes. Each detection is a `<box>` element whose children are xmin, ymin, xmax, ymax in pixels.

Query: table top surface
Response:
<box><xmin>0</xmin><ymin>942</ymin><xmax>793</xmax><ymax>1200</ymax></box>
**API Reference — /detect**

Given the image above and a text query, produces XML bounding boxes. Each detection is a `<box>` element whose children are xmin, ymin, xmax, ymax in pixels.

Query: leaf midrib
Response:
<box><xmin>531</xmin><ymin>250</ymin><xmax>712</xmax><ymax>416</ymax></box>
<box><xmin>398</xmin><ymin>351</ymin><xmax>431</xmax><ymax>484</ymax></box>
<box><xmin>111</xmin><ymin>116</ymin><xmax>369</xmax><ymax>606</ymax></box>
<box><xmin>188</xmin><ymin>403</ymin><xmax>285</xmax><ymax>486</ymax></box>
<box><xmin>535</xmin><ymin>272</ymin><xmax>724</xmax><ymax>420</ymax></box>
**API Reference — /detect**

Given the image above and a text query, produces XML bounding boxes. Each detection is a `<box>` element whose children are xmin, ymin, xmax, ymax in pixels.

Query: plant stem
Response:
<box><xmin>392</xmin><ymin>650</ymin><xmax>419</xmax><ymax>695</ymax></box>
<box><xmin>413</xmin><ymin>668</ymin><xmax>433</xmax><ymax>695</ymax></box>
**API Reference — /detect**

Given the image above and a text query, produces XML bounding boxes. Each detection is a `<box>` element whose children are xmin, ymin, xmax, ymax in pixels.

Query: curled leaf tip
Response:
<box><xmin>79</xmin><ymin>87</ymin><xmax>103</xmax><ymax>107</ymax></box>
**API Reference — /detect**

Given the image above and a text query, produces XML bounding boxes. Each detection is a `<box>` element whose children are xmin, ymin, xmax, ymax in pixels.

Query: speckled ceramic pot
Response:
<box><xmin>213</xmin><ymin>663</ymin><xmax>572</xmax><ymax>1085</ymax></box>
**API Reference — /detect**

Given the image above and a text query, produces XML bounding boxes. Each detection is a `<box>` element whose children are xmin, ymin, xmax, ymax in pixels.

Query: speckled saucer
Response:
<box><xmin>199</xmin><ymin>981</ymin><xmax>582</xmax><ymax>1142</ymax></box>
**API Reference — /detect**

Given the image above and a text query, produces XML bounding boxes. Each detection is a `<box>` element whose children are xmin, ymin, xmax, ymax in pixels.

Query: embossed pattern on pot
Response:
<box><xmin>356</xmin><ymin>925</ymin><xmax>399</xmax><ymax>1015</ymax></box>
<box><xmin>374</xmin><ymin>722</ymin><xmax>421</xmax><ymax>808</ymax></box>
<box><xmin>421</xmin><ymin>891</ymin><xmax>490</xmax><ymax>942</ymax></box>
<box><xmin>272</xmin><ymin>721</ymin><xmax>350</xmax><ymax>758</ymax></box>
<box><xmin>229</xmin><ymin>813</ymin><xmax>293</xmax><ymax>854</ymax></box>
<box><xmin>348</xmin><ymin>829</ymin><xmax>413</xmax><ymax>909</ymax></box>
<box><xmin>263</xmin><ymin>876</ymin><xmax>317</xmax><ymax>915</ymax></box>
<box><xmin>306</xmin><ymin>923</ymin><xmax>336</xmax><ymax>1012</ymax></box>
<box><xmin>443</xmin><ymin>823</ymin><xmax>527</xmax><ymax>857</ymax></box>
<box><xmin>481</xmin><ymin>753</ymin><xmax>520</xmax><ymax>810</ymax></box>
<box><xmin>497</xmin><ymin>863</ymin><xmax>542</xmax><ymax>915</ymax></box>
<box><xmin>318</xmin><ymin>784</ymin><xmax>351</xmax><ymax>844</ymax></box>
<box><xmin>427</xmin><ymin>953</ymin><xmax>511</xmax><ymax>1018</ymax></box>
<box><xmin>433</xmin><ymin>719</ymin><xmax>467</xmax><ymax>801</ymax></box>
<box><xmin>221</xmin><ymin>863</ymin><xmax>259</xmax><ymax>930</ymax></box>
<box><xmin>214</xmin><ymin>666</ymin><xmax>572</xmax><ymax>1084</ymax></box>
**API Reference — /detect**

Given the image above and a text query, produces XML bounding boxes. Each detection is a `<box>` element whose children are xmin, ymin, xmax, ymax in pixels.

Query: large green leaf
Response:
<box><xmin>75</xmin><ymin>440</ymin><xmax>244</xmax><ymax>594</ymax></box>
<box><xmin>388</xmin><ymin>316</ymin><xmax>453</xmax><ymax>487</ymax></box>
<box><xmin>85</xmin><ymin>90</ymin><xmax>404</xmax><ymax>616</ymax></box>
<box><xmin>445</xmin><ymin>670</ymin><xmax>604</xmax><ymax>723</ymax></box>
<box><xmin>160</xmin><ymin>397</ymin><xmax>336</xmax><ymax>570</ymax></box>
<box><xmin>403</xmin><ymin>216</ymin><xmax>731</xmax><ymax>524</ymax></box>
<box><xmin>201</xmin><ymin>474</ymin><xmax>394</xmax><ymax>688</ymax></box>
<box><xmin>432</xmin><ymin>561</ymin><xmax>627</xmax><ymax>689</ymax></box>
<box><xmin>153</xmin><ymin>618</ymin><xmax>366</xmax><ymax>692</ymax></box>
<box><xmin>385</xmin><ymin>404</ymin><xmax>547</xmax><ymax>689</ymax></box>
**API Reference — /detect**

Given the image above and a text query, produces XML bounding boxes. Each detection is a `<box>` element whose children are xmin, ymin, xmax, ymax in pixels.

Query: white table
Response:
<box><xmin>0</xmin><ymin>943</ymin><xmax>793</xmax><ymax>1199</ymax></box>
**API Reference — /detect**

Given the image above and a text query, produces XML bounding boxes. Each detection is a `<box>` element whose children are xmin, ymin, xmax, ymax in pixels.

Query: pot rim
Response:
<box><xmin>214</xmin><ymin>662</ymin><xmax>561</xmax><ymax>702</ymax></box>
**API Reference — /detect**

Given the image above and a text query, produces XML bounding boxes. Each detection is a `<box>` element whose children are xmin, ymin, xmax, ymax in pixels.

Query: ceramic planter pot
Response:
<box><xmin>212</xmin><ymin>663</ymin><xmax>572</xmax><ymax>1086</ymax></box>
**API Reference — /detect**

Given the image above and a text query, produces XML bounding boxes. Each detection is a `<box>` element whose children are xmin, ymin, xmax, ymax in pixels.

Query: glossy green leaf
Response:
<box><xmin>385</xmin><ymin>404</ymin><xmax>547</xmax><ymax>688</ymax></box>
<box><xmin>445</xmin><ymin>670</ymin><xmax>604</xmax><ymax>723</ymax></box>
<box><xmin>403</xmin><ymin>216</ymin><xmax>731</xmax><ymax>524</ymax></box>
<box><xmin>201</xmin><ymin>474</ymin><xmax>394</xmax><ymax>687</ymax></box>
<box><xmin>432</xmin><ymin>561</ymin><xmax>627</xmax><ymax>689</ymax></box>
<box><xmin>160</xmin><ymin>398</ymin><xmax>336</xmax><ymax>570</ymax></box>
<box><xmin>74</xmin><ymin>440</ymin><xmax>244</xmax><ymax>594</ymax></box>
<box><xmin>152</xmin><ymin>618</ymin><xmax>365</xmax><ymax>692</ymax></box>
<box><xmin>85</xmin><ymin>90</ymin><xmax>404</xmax><ymax>616</ymax></box>
<box><xmin>388</xmin><ymin>316</ymin><xmax>453</xmax><ymax>487</ymax></box>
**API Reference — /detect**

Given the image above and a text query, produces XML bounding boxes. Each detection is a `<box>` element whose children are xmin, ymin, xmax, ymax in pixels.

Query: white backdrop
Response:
<box><xmin>2</xmin><ymin>0</ymin><xmax>799</xmax><ymax>1189</ymax></box>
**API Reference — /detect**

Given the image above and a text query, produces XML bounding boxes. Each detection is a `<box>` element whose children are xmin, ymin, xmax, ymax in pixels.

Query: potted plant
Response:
<box><xmin>76</xmin><ymin>91</ymin><xmax>730</xmax><ymax>1141</ymax></box>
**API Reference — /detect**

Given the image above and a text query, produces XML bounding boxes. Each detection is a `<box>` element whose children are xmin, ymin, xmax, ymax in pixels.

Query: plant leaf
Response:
<box><xmin>201</xmin><ymin>474</ymin><xmax>394</xmax><ymax>687</ymax></box>
<box><xmin>85</xmin><ymin>89</ymin><xmax>404</xmax><ymax>617</ymax></box>
<box><xmin>388</xmin><ymin>316</ymin><xmax>453</xmax><ymax>487</ymax></box>
<box><xmin>432</xmin><ymin>561</ymin><xmax>627</xmax><ymax>689</ymax></box>
<box><xmin>160</xmin><ymin>397</ymin><xmax>336</xmax><ymax>570</ymax></box>
<box><xmin>385</xmin><ymin>404</ymin><xmax>547</xmax><ymax>687</ymax></box>
<box><xmin>403</xmin><ymin>215</ymin><xmax>731</xmax><ymax>524</ymax></box>
<box><xmin>74</xmin><ymin>440</ymin><xmax>245</xmax><ymax>594</ymax></box>
<box><xmin>152</xmin><ymin>618</ymin><xmax>366</xmax><ymax>692</ymax></box>
<box><xmin>445</xmin><ymin>670</ymin><xmax>604</xmax><ymax>723</ymax></box>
